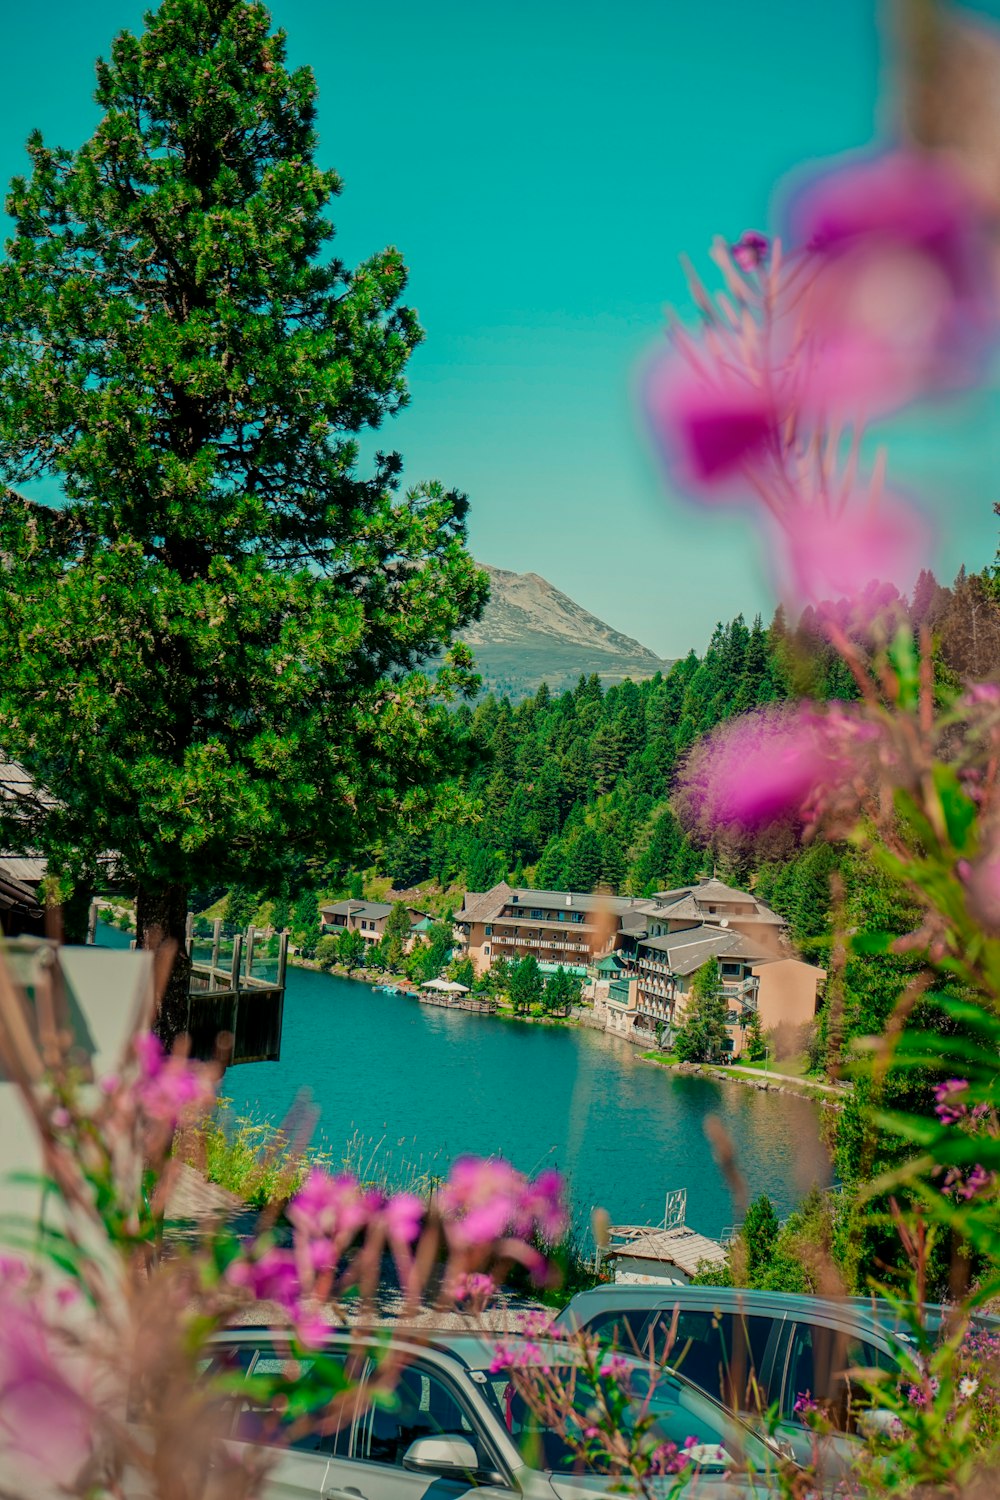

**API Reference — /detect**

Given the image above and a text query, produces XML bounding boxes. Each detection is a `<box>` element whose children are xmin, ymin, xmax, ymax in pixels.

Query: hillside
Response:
<box><xmin>464</xmin><ymin>564</ymin><xmax>673</xmax><ymax>697</ymax></box>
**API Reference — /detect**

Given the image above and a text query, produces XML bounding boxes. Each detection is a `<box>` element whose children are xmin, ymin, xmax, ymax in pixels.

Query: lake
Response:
<box><xmin>98</xmin><ymin>925</ymin><xmax>831</xmax><ymax>1241</ymax></box>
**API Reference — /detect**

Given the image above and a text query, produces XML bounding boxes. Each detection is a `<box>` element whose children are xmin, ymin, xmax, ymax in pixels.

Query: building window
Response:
<box><xmin>530</xmin><ymin>908</ymin><xmax>543</xmax><ymax>920</ymax></box>
<box><xmin>484</xmin><ymin>924</ymin><xmax>492</xmax><ymax>936</ymax></box>
<box><xmin>483</xmin><ymin>945</ymin><xmax>490</xmax><ymax>955</ymax></box>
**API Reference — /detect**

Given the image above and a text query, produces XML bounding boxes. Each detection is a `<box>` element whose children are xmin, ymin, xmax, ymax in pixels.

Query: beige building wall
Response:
<box><xmin>753</xmin><ymin>958</ymin><xmax>826</xmax><ymax>1032</ymax></box>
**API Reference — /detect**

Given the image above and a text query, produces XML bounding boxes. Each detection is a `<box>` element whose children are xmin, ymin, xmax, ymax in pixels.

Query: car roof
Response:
<box><xmin>560</xmin><ymin>1284</ymin><xmax>998</xmax><ymax>1343</ymax></box>
<box><xmin>209</xmin><ymin>1326</ymin><xmax>497</xmax><ymax>1368</ymax></box>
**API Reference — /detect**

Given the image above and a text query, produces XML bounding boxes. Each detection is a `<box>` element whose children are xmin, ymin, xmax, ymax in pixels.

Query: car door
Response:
<box><xmin>320</xmin><ymin>1358</ymin><xmax>495</xmax><ymax>1500</ymax></box>
<box><xmin>224</xmin><ymin>1341</ymin><xmax>365</xmax><ymax>1499</ymax></box>
<box><xmin>772</xmin><ymin>1318</ymin><xmax>881</xmax><ymax>1478</ymax></box>
<box><xmin>648</xmin><ymin>1302</ymin><xmax>786</xmax><ymax>1428</ymax></box>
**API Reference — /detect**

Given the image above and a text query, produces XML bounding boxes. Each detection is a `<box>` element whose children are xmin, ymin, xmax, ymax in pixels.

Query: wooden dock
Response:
<box><xmin>417</xmin><ymin>991</ymin><xmax>497</xmax><ymax>1014</ymax></box>
<box><xmin>91</xmin><ymin>906</ymin><xmax>287</xmax><ymax>1066</ymax></box>
<box><xmin>184</xmin><ymin>917</ymin><xmax>287</xmax><ymax>1065</ymax></box>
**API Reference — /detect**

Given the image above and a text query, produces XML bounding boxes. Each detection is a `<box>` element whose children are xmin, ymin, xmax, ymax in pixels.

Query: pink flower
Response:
<box><xmin>438</xmin><ymin>1157</ymin><xmax>568</xmax><ymax>1250</ymax></box>
<box><xmin>448</xmin><ymin>1271</ymin><xmax>496</xmax><ymax>1306</ymax></box>
<box><xmin>130</xmin><ymin>1030</ymin><xmax>215</xmax><ymax>1127</ymax></box>
<box><xmin>0</xmin><ymin>1292</ymin><xmax>93</xmax><ymax>1486</ymax></box>
<box><xmin>138</xmin><ymin>1059</ymin><xmax>216</xmax><ymax>1125</ymax></box>
<box><xmin>773</xmin><ymin>489</ymin><xmax>932</xmax><ymax>612</ymax></box>
<box><xmin>790</xmin><ymin>151</ymin><xmax>996</xmax><ymax>408</ymax></box>
<box><xmin>934</xmin><ymin>1077</ymin><xmax>971</xmax><ymax>1126</ymax></box>
<box><xmin>376</xmin><ymin>1192</ymin><xmax>425</xmax><ymax>1245</ymax></box>
<box><xmin>730</xmin><ymin>230</ymin><xmax>769</xmax><ymax>271</ymax></box>
<box><xmin>961</xmin><ymin>848</ymin><xmax>1000</xmax><ymax>933</ymax></box>
<box><xmin>644</xmin><ymin>349</ymin><xmax>781</xmax><ymax>496</ymax></box>
<box><xmin>599</xmin><ymin>1354</ymin><xmax>632</xmax><ymax>1384</ymax></box>
<box><xmin>226</xmin><ymin>1247</ymin><xmax>301</xmax><ymax>1317</ymax></box>
<box><xmin>134</xmin><ymin>1031</ymin><xmax>165</xmax><ymax>1079</ymax></box>
<box><xmin>439</xmin><ymin>1156</ymin><xmax>524</xmax><ymax>1246</ymax></box>
<box><xmin>519</xmin><ymin>1168</ymin><xmax>568</xmax><ymax>1244</ymax></box>
<box><xmin>677</xmin><ymin>705</ymin><xmax>864</xmax><ymax>833</ymax></box>
<box><xmin>288</xmin><ymin>1170</ymin><xmax>373</xmax><ymax>1245</ymax></box>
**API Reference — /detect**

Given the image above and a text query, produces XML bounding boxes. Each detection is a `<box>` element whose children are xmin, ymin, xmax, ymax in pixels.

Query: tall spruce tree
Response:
<box><xmin>0</xmin><ymin>0</ymin><xmax>486</xmax><ymax>1039</ymax></box>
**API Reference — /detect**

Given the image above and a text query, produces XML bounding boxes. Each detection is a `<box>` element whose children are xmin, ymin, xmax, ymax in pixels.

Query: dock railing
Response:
<box><xmin>184</xmin><ymin>915</ymin><xmax>287</xmax><ymax>1064</ymax></box>
<box><xmin>89</xmin><ymin>905</ymin><xmax>287</xmax><ymax>1066</ymax></box>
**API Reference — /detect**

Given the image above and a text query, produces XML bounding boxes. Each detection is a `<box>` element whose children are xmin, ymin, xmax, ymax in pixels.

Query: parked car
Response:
<box><xmin>555</xmin><ymin>1284</ymin><xmax>989</xmax><ymax>1475</ymax></box>
<box><xmin>206</xmin><ymin>1328</ymin><xmax>797</xmax><ymax>1498</ymax></box>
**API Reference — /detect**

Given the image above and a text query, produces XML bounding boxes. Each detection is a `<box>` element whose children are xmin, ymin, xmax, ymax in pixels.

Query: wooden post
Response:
<box><xmin>277</xmin><ymin>930</ymin><xmax>289</xmax><ymax>993</ymax></box>
<box><xmin>210</xmin><ymin>919</ymin><xmax>221</xmax><ymax>991</ymax></box>
<box><xmin>244</xmin><ymin>925</ymin><xmax>255</xmax><ymax>983</ymax></box>
<box><xmin>86</xmin><ymin>900</ymin><xmax>98</xmax><ymax>945</ymax></box>
<box><xmin>184</xmin><ymin>910</ymin><xmax>194</xmax><ymax>955</ymax></box>
<box><xmin>230</xmin><ymin>932</ymin><xmax>243</xmax><ymax>993</ymax></box>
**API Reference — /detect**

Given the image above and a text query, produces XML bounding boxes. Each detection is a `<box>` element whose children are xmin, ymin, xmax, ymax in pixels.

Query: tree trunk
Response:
<box><xmin>136</xmin><ymin>882</ymin><xmax>191</xmax><ymax>1048</ymax></box>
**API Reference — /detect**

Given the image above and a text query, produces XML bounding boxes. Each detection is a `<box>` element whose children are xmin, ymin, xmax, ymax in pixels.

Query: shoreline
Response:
<box><xmin>639</xmin><ymin>1052</ymin><xmax>847</xmax><ymax>1110</ymax></box>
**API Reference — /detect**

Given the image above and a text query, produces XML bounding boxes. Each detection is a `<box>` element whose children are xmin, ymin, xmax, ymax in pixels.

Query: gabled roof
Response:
<box><xmin>638</xmin><ymin>923</ymin><xmax>766</xmax><ymax>975</ymax></box>
<box><xmin>320</xmin><ymin>899</ymin><xmax>394</xmax><ymax>921</ymax></box>
<box><xmin>454</xmin><ymin>882</ymin><xmax>513</xmax><ymax>925</ymax></box>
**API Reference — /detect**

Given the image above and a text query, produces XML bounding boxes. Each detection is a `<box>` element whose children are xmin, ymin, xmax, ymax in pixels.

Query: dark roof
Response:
<box><xmin>638</xmin><ymin>924</ymin><xmax>766</xmax><ymax>975</ymax></box>
<box><xmin>457</xmin><ymin>883</ymin><xmax>638</xmax><ymax>925</ymax></box>
<box><xmin>319</xmin><ymin>899</ymin><xmax>394</xmax><ymax>921</ymax></box>
<box><xmin>454</xmin><ymin>882</ymin><xmax>513</xmax><ymax>925</ymax></box>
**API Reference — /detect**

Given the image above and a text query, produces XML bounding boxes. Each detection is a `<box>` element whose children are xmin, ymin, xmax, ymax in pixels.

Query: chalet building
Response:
<box><xmin>607</xmin><ymin>921</ymin><xmax>825</xmax><ymax>1053</ymax></box>
<box><xmin>453</xmin><ymin>883</ymin><xmax>643</xmax><ymax>975</ymax></box>
<box><xmin>457</xmin><ymin>876</ymin><xmax>824</xmax><ymax>1056</ymax></box>
<box><xmin>319</xmin><ymin>899</ymin><xmax>429</xmax><ymax>949</ymax></box>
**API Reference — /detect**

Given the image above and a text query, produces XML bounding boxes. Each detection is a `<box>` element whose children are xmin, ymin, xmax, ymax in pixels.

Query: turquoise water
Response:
<box><xmin>97</xmin><ymin>925</ymin><xmax>830</xmax><ymax>1238</ymax></box>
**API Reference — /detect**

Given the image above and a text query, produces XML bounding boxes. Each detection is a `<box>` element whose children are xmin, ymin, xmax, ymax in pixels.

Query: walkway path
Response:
<box><xmin>723</xmin><ymin>1064</ymin><xmax>848</xmax><ymax>1096</ymax></box>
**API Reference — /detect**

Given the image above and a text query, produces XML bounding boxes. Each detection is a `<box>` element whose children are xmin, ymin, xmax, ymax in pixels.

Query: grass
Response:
<box><xmin>641</xmin><ymin>1049</ymin><xmax>680</xmax><ymax>1066</ymax></box>
<box><xmin>732</xmin><ymin>1052</ymin><xmax>809</xmax><ymax>1077</ymax></box>
<box><xmin>186</xmin><ymin>1103</ymin><xmax>450</xmax><ymax>1208</ymax></box>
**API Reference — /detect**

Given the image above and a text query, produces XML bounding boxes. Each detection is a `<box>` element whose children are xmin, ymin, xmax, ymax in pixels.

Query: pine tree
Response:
<box><xmin>674</xmin><ymin>960</ymin><xmax>729</xmax><ymax>1062</ymax></box>
<box><xmin>0</xmin><ymin>0</ymin><xmax>485</xmax><ymax>1041</ymax></box>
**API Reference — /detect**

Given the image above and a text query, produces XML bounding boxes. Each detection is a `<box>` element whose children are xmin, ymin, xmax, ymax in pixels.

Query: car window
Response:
<box><xmin>354</xmin><ymin>1364</ymin><xmax>481</xmax><ymax>1470</ymax></box>
<box><xmin>226</xmin><ymin>1344</ymin><xmax>361</xmax><ymax>1455</ymax></box>
<box><xmin>582</xmin><ymin>1305</ymin><xmax>779</xmax><ymax>1414</ymax></box>
<box><xmin>656</xmin><ymin>1310</ymin><xmax>778</xmax><ymax>1414</ymax></box>
<box><xmin>782</xmin><ymin>1323</ymin><xmax>879</xmax><ymax>1433</ymax></box>
<box><xmin>482</xmin><ymin>1365</ymin><xmax>773</xmax><ymax>1477</ymax></box>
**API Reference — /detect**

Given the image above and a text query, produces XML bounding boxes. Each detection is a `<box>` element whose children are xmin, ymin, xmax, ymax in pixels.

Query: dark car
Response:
<box><xmin>554</xmin><ymin>1284</ymin><xmax>984</xmax><ymax>1474</ymax></box>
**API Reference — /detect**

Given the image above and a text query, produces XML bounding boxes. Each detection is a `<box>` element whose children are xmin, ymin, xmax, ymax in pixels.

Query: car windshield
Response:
<box><xmin>477</xmin><ymin>1359</ymin><xmax>775</xmax><ymax>1477</ymax></box>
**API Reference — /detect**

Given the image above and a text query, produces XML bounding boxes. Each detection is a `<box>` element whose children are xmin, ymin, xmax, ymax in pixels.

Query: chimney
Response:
<box><xmin>566</xmin><ymin>894</ymin><xmax>572</xmax><ymax>907</ymax></box>
<box><xmin>697</xmin><ymin>874</ymin><xmax>711</xmax><ymax>886</ymax></box>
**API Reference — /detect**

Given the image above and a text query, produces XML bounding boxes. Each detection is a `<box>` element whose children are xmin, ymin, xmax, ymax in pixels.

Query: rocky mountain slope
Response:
<box><xmin>463</xmin><ymin>564</ymin><xmax>673</xmax><ymax>698</ymax></box>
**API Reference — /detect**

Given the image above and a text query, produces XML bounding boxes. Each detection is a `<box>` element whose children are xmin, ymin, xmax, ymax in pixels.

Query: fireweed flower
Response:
<box><xmin>448</xmin><ymin>1271</ymin><xmax>496</xmax><ymax>1306</ymax></box>
<box><xmin>643</xmin><ymin>349</ymin><xmax>782</xmax><ymax>495</ymax></box>
<box><xmin>288</xmin><ymin>1169</ymin><xmax>373</xmax><ymax>1245</ymax></box>
<box><xmin>0</xmin><ymin>1287</ymin><xmax>94</xmax><ymax>1486</ymax></box>
<box><xmin>439</xmin><ymin>1156</ymin><xmax>567</xmax><ymax>1248</ymax></box>
<box><xmin>225</xmin><ymin>1246</ymin><xmax>302</xmax><ymax>1318</ymax></box>
<box><xmin>132</xmin><ymin>1031</ymin><xmax>216</xmax><ymax>1126</ymax></box>
<box><xmin>934</xmin><ymin>1078</ymin><xmax>971</xmax><ymax>1125</ymax></box>
<box><xmin>790</xmin><ymin>150</ymin><xmax>996</xmax><ymax>408</ymax></box>
<box><xmin>730</xmin><ymin>230</ymin><xmax>769</xmax><ymax>271</ymax></box>
<box><xmin>599</xmin><ymin>1353</ymin><xmax>632</xmax><ymax>1384</ymax></box>
<box><xmin>774</xmin><ymin>487</ymin><xmax>932</xmax><ymax>615</ymax></box>
<box><xmin>676</xmin><ymin>704</ymin><xmax>869</xmax><ymax>834</ymax></box>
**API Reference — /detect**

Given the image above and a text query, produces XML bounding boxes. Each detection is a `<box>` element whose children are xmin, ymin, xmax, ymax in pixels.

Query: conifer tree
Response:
<box><xmin>0</xmin><ymin>0</ymin><xmax>485</xmax><ymax>1039</ymax></box>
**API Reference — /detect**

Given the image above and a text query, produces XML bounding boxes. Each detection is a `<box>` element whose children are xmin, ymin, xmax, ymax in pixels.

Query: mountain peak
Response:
<box><xmin>463</xmin><ymin>564</ymin><xmax>673</xmax><ymax>699</ymax></box>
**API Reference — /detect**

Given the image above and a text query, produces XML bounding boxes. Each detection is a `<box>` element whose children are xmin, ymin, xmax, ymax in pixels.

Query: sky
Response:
<box><xmin>3</xmin><ymin>0</ymin><xmax>1000</xmax><ymax>656</ymax></box>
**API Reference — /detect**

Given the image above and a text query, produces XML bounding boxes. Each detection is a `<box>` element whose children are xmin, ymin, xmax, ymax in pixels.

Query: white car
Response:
<box><xmin>206</xmin><ymin>1328</ymin><xmax>796</xmax><ymax>1499</ymax></box>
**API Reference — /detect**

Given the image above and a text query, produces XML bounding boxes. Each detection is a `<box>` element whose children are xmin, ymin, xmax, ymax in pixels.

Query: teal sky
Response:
<box><xmin>4</xmin><ymin>1</ymin><xmax>1000</xmax><ymax>656</ymax></box>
